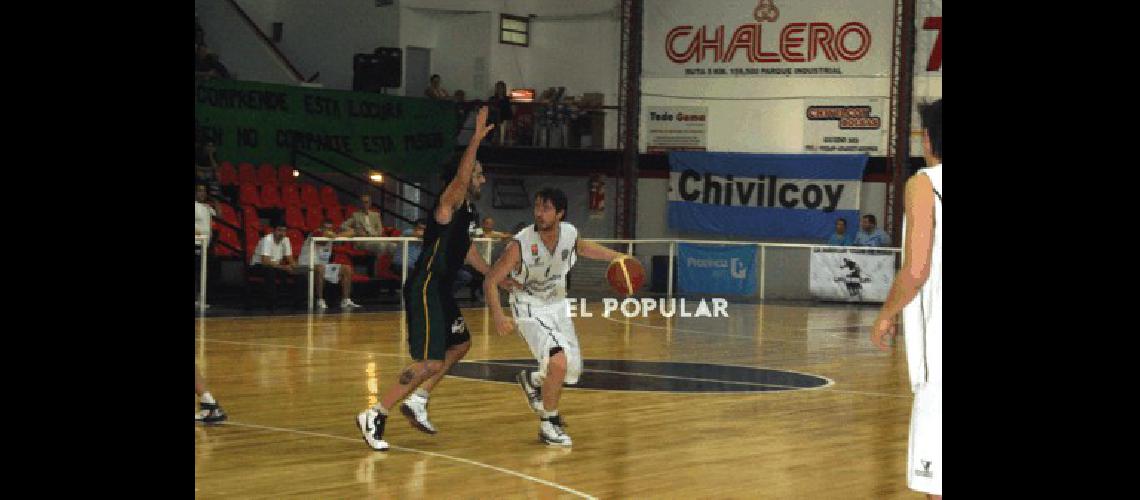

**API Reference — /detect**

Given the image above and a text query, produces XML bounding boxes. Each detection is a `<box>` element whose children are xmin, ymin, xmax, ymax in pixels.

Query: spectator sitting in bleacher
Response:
<box><xmin>297</xmin><ymin>220</ymin><xmax>361</xmax><ymax>310</ymax></box>
<box><xmin>853</xmin><ymin>214</ymin><xmax>892</xmax><ymax>247</ymax></box>
<box><xmin>398</xmin><ymin>218</ymin><xmax>428</xmax><ymax>275</ymax></box>
<box><xmin>341</xmin><ymin>193</ymin><xmax>395</xmax><ymax>255</ymax></box>
<box><xmin>195</xmin><ymin>184</ymin><xmax>217</xmax><ymax>308</ymax></box>
<box><xmin>826</xmin><ymin>217</ymin><xmax>854</xmax><ymax>246</ymax></box>
<box><xmin>480</xmin><ymin>216</ymin><xmax>513</xmax><ymax>239</ymax></box>
<box><xmin>250</xmin><ymin>224</ymin><xmax>297</xmax><ymax>310</ymax></box>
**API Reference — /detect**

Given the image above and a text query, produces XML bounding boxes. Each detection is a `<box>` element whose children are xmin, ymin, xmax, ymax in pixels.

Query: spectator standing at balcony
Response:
<box><xmin>853</xmin><ymin>214</ymin><xmax>892</xmax><ymax>247</ymax></box>
<box><xmin>196</xmin><ymin>44</ymin><xmax>231</xmax><ymax>80</ymax></box>
<box><xmin>425</xmin><ymin>74</ymin><xmax>449</xmax><ymax>100</ymax></box>
<box><xmin>195</xmin><ymin>184</ymin><xmax>217</xmax><ymax>308</ymax></box>
<box><xmin>826</xmin><ymin>218</ymin><xmax>854</xmax><ymax>246</ymax></box>
<box><xmin>454</xmin><ymin>89</ymin><xmax>472</xmax><ymax>134</ymax></box>
<box><xmin>488</xmin><ymin>81</ymin><xmax>514</xmax><ymax>145</ymax></box>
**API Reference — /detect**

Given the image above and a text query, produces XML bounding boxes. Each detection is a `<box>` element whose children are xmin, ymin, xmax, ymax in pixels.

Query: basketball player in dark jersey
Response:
<box><xmin>357</xmin><ymin>107</ymin><xmax>517</xmax><ymax>451</ymax></box>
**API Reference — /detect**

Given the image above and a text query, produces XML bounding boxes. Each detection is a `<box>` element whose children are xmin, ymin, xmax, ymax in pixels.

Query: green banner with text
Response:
<box><xmin>195</xmin><ymin>79</ymin><xmax>456</xmax><ymax>175</ymax></box>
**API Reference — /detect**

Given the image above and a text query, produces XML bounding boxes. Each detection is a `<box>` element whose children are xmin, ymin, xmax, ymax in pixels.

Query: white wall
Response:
<box><xmin>195</xmin><ymin>0</ymin><xmax>300</xmax><ymax>85</ymax></box>
<box><xmin>268</xmin><ymin>0</ymin><xmax>400</xmax><ymax>90</ymax></box>
<box><xmin>477</xmin><ymin>172</ymin><xmax>616</xmax><ymax>239</ymax></box>
<box><xmin>640</xmin><ymin>78</ymin><xmax>891</xmax><ymax>154</ymax></box>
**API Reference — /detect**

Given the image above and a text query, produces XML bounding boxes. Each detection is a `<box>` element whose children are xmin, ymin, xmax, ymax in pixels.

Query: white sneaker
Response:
<box><xmin>342</xmin><ymin>298</ymin><xmax>362</xmax><ymax>308</ymax></box>
<box><xmin>356</xmin><ymin>409</ymin><xmax>390</xmax><ymax>451</ymax></box>
<box><xmin>539</xmin><ymin>415</ymin><xmax>572</xmax><ymax>447</ymax></box>
<box><xmin>516</xmin><ymin>370</ymin><xmax>544</xmax><ymax>415</ymax></box>
<box><xmin>316</xmin><ymin>298</ymin><xmax>328</xmax><ymax>309</ymax></box>
<box><xmin>400</xmin><ymin>395</ymin><xmax>437</xmax><ymax>434</ymax></box>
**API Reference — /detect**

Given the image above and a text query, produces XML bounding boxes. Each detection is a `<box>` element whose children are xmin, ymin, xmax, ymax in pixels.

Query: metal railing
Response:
<box><xmin>196</xmin><ymin>235</ymin><xmax>209</xmax><ymax>313</ymax></box>
<box><xmin>303</xmin><ymin>236</ymin><xmax>902</xmax><ymax>309</ymax></box>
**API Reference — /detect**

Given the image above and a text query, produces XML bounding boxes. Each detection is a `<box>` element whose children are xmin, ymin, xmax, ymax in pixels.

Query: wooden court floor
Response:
<box><xmin>194</xmin><ymin>301</ymin><xmax>921</xmax><ymax>498</ymax></box>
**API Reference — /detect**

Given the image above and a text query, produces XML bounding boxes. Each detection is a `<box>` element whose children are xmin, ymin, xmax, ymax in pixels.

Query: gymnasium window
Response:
<box><xmin>500</xmin><ymin>14</ymin><xmax>529</xmax><ymax>47</ymax></box>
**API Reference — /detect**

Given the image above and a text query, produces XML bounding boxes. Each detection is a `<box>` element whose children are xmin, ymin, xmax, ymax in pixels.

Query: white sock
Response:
<box><xmin>413</xmin><ymin>388</ymin><xmax>430</xmax><ymax>400</ymax></box>
<box><xmin>530</xmin><ymin>371</ymin><xmax>544</xmax><ymax>387</ymax></box>
<box><xmin>542</xmin><ymin>409</ymin><xmax>558</xmax><ymax>419</ymax></box>
<box><xmin>200</xmin><ymin>392</ymin><xmax>216</xmax><ymax>405</ymax></box>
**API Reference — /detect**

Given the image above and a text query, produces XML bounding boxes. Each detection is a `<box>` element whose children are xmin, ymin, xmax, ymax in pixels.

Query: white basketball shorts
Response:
<box><xmin>511</xmin><ymin>300</ymin><xmax>582</xmax><ymax>385</ymax></box>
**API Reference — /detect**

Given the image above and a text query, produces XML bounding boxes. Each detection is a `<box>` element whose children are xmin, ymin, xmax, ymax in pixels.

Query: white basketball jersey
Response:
<box><xmin>509</xmin><ymin>222</ymin><xmax>579</xmax><ymax>307</ymax></box>
<box><xmin>902</xmin><ymin>164</ymin><xmax>942</xmax><ymax>391</ymax></box>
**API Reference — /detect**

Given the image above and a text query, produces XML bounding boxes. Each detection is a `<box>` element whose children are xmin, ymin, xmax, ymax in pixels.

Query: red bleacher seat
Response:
<box><xmin>300</xmin><ymin>184</ymin><xmax>320</xmax><ymax>208</ymax></box>
<box><xmin>344</xmin><ymin>204</ymin><xmax>359</xmax><ymax>217</ymax></box>
<box><xmin>320</xmin><ymin>186</ymin><xmax>340</xmax><ymax>211</ymax></box>
<box><xmin>242</xmin><ymin>205</ymin><xmax>260</xmax><ymax>230</ymax></box>
<box><xmin>213</xmin><ymin>225</ymin><xmax>240</xmax><ymax>257</ymax></box>
<box><xmin>326</xmin><ymin>206</ymin><xmax>344</xmax><ymax>228</ymax></box>
<box><xmin>238</xmin><ymin>162</ymin><xmax>257</xmax><ymax>185</ymax></box>
<box><xmin>280</xmin><ymin>184</ymin><xmax>301</xmax><ymax>207</ymax></box>
<box><xmin>286</xmin><ymin>229</ymin><xmax>304</xmax><ymax>257</ymax></box>
<box><xmin>376</xmin><ymin>253</ymin><xmax>400</xmax><ymax>280</ymax></box>
<box><xmin>239</xmin><ymin>184</ymin><xmax>261</xmax><ymax>208</ymax></box>
<box><xmin>259</xmin><ymin>184</ymin><xmax>282</xmax><ymax>209</ymax></box>
<box><xmin>278</xmin><ymin>165</ymin><xmax>297</xmax><ymax>186</ymax></box>
<box><xmin>218</xmin><ymin>161</ymin><xmax>238</xmax><ymax>186</ymax></box>
<box><xmin>216</xmin><ymin>202</ymin><xmax>239</xmax><ymax>227</ymax></box>
<box><xmin>284</xmin><ymin>206</ymin><xmax>305</xmax><ymax>231</ymax></box>
<box><xmin>257</xmin><ymin>164</ymin><xmax>278</xmax><ymax>186</ymax></box>
<box><xmin>304</xmin><ymin>206</ymin><xmax>324</xmax><ymax>233</ymax></box>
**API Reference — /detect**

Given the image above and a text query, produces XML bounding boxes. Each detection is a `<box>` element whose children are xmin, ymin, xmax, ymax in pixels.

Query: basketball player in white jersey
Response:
<box><xmin>871</xmin><ymin>98</ymin><xmax>942</xmax><ymax>499</ymax></box>
<box><xmin>483</xmin><ymin>187</ymin><xmax>632</xmax><ymax>446</ymax></box>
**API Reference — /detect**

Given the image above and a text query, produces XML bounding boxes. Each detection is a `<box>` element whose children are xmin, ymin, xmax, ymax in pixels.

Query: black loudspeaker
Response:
<box><xmin>352</xmin><ymin>48</ymin><xmax>402</xmax><ymax>91</ymax></box>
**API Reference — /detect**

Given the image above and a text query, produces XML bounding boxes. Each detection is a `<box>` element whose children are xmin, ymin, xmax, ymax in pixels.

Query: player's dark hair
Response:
<box><xmin>919</xmin><ymin>99</ymin><xmax>942</xmax><ymax>161</ymax></box>
<box><xmin>535</xmin><ymin>187</ymin><xmax>568</xmax><ymax>220</ymax></box>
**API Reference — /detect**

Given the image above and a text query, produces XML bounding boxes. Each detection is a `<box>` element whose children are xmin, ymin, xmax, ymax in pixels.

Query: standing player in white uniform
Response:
<box><xmin>872</xmin><ymin>98</ymin><xmax>942</xmax><ymax>499</ymax></box>
<box><xmin>483</xmin><ymin>187</ymin><xmax>632</xmax><ymax>446</ymax></box>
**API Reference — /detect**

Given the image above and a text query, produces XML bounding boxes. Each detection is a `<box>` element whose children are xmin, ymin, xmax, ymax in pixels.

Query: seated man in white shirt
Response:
<box><xmin>250</xmin><ymin>224</ymin><xmax>298</xmax><ymax>311</ymax></box>
<box><xmin>297</xmin><ymin>220</ymin><xmax>362</xmax><ymax>309</ymax></box>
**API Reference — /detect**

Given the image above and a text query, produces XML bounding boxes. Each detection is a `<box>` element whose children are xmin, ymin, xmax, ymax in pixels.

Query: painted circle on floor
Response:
<box><xmin>448</xmin><ymin>359</ymin><xmax>830</xmax><ymax>393</ymax></box>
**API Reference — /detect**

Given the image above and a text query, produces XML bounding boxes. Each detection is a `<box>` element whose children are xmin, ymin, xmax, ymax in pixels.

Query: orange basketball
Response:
<box><xmin>606</xmin><ymin>257</ymin><xmax>645</xmax><ymax>296</ymax></box>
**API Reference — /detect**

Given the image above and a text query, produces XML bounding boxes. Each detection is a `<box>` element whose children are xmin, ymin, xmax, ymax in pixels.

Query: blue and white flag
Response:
<box><xmin>668</xmin><ymin>152</ymin><xmax>866</xmax><ymax>239</ymax></box>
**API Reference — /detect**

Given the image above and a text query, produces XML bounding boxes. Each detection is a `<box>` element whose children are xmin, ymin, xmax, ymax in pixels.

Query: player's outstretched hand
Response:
<box><xmin>497</xmin><ymin>277</ymin><xmax>522</xmax><ymax>292</ymax></box>
<box><xmin>474</xmin><ymin>106</ymin><xmax>496</xmax><ymax>138</ymax></box>
<box><xmin>870</xmin><ymin>315</ymin><xmax>898</xmax><ymax>352</ymax></box>
<box><xmin>494</xmin><ymin>314</ymin><xmax>517</xmax><ymax>336</ymax></box>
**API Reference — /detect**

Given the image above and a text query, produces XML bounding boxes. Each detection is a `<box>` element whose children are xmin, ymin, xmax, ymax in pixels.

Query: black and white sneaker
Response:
<box><xmin>400</xmin><ymin>395</ymin><xmax>437</xmax><ymax>434</ymax></box>
<box><xmin>356</xmin><ymin>409</ymin><xmax>390</xmax><ymax>451</ymax></box>
<box><xmin>516</xmin><ymin>370</ymin><xmax>544</xmax><ymax>415</ymax></box>
<box><xmin>195</xmin><ymin>402</ymin><xmax>227</xmax><ymax>424</ymax></box>
<box><xmin>539</xmin><ymin>415</ymin><xmax>572</xmax><ymax>447</ymax></box>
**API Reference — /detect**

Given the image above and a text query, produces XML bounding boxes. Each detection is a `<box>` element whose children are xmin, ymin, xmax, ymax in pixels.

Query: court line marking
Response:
<box><xmin>197</xmin><ymin>338</ymin><xmax>906</xmax><ymax>398</ymax></box>
<box><xmin>595</xmin><ymin>311</ymin><xmax>876</xmax><ymax>342</ymax></box>
<box><xmin>218</xmin><ymin>421</ymin><xmax>597</xmax><ymax>499</ymax></box>
<box><xmin>463</xmin><ymin>359</ymin><xmax>834</xmax><ymax>391</ymax></box>
<box><xmin>458</xmin><ymin>360</ymin><xmax>907</xmax><ymax>399</ymax></box>
<box><xmin>201</xmin><ymin>338</ymin><xmax>408</xmax><ymax>359</ymax></box>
